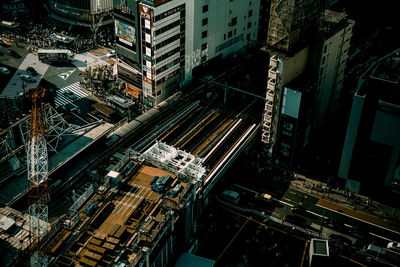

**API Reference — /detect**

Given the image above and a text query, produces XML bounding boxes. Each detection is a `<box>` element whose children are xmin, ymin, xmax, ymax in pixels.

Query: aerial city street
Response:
<box><xmin>0</xmin><ymin>0</ymin><xmax>399</xmax><ymax>266</ymax></box>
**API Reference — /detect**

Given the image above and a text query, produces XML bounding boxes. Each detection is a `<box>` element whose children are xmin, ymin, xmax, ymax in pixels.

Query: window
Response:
<box><xmin>247</xmin><ymin>33</ymin><xmax>250</xmax><ymax>40</ymax></box>
<box><xmin>202</xmin><ymin>5</ymin><xmax>208</xmax><ymax>13</ymax></box>
<box><xmin>323</xmin><ymin>45</ymin><xmax>327</xmax><ymax>54</ymax></box>
<box><xmin>228</xmin><ymin>31</ymin><xmax>232</xmax><ymax>38</ymax></box>
<box><xmin>202</xmin><ymin>18</ymin><xmax>208</xmax><ymax>26</ymax></box>
<box><xmin>231</xmin><ymin>17</ymin><xmax>237</xmax><ymax>26</ymax></box>
<box><xmin>201</xmin><ymin>43</ymin><xmax>207</xmax><ymax>50</ymax></box>
<box><xmin>224</xmin><ymin>34</ymin><xmax>226</xmax><ymax>40</ymax></box>
<box><xmin>248</xmin><ymin>10</ymin><xmax>253</xmax><ymax>17</ymax></box>
<box><xmin>202</xmin><ymin>30</ymin><xmax>207</xmax><ymax>38</ymax></box>
<box><xmin>234</xmin><ymin>29</ymin><xmax>236</xmax><ymax>35</ymax></box>
<box><xmin>247</xmin><ymin>22</ymin><xmax>251</xmax><ymax>29</ymax></box>
<box><xmin>201</xmin><ymin>55</ymin><xmax>207</xmax><ymax>62</ymax></box>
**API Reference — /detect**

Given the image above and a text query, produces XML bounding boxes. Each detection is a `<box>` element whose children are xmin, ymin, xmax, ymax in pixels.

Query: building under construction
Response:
<box><xmin>267</xmin><ymin>0</ymin><xmax>325</xmax><ymax>55</ymax></box>
<box><xmin>47</xmin><ymin>142</ymin><xmax>206</xmax><ymax>266</ymax></box>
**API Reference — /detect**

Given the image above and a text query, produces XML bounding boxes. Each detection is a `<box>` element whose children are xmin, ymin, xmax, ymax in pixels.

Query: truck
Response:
<box><xmin>37</xmin><ymin>49</ymin><xmax>74</xmax><ymax>63</ymax></box>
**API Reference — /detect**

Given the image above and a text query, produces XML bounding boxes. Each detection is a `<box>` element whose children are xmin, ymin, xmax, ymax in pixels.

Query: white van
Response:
<box><xmin>221</xmin><ymin>190</ymin><xmax>240</xmax><ymax>204</ymax></box>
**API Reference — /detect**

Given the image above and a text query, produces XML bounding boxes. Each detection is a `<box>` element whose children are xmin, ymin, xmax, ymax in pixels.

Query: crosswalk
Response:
<box><xmin>55</xmin><ymin>82</ymin><xmax>88</xmax><ymax>108</ymax></box>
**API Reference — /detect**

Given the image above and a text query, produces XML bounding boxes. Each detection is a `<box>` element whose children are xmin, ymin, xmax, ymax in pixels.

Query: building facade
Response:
<box><xmin>338</xmin><ymin>49</ymin><xmax>400</xmax><ymax>193</ymax></box>
<box><xmin>262</xmin><ymin>4</ymin><xmax>354</xmax><ymax>168</ymax></box>
<box><xmin>311</xmin><ymin>10</ymin><xmax>354</xmax><ymax>129</ymax></box>
<box><xmin>114</xmin><ymin>0</ymin><xmax>260</xmax><ymax>107</ymax></box>
<box><xmin>49</xmin><ymin>0</ymin><xmax>113</xmax><ymax>29</ymax></box>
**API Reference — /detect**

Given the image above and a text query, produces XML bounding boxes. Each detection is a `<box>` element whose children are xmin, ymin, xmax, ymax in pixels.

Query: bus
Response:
<box><xmin>37</xmin><ymin>49</ymin><xmax>74</xmax><ymax>63</ymax></box>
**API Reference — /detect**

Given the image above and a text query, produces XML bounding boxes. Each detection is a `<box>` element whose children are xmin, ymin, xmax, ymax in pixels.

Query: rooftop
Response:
<box><xmin>323</xmin><ymin>10</ymin><xmax>347</xmax><ymax>24</ymax></box>
<box><xmin>66</xmin><ymin>162</ymin><xmax>189</xmax><ymax>266</ymax></box>
<box><xmin>370</xmin><ymin>49</ymin><xmax>400</xmax><ymax>84</ymax></box>
<box><xmin>311</xmin><ymin>238</ymin><xmax>329</xmax><ymax>256</ymax></box>
<box><xmin>356</xmin><ymin>48</ymin><xmax>400</xmax><ymax>105</ymax></box>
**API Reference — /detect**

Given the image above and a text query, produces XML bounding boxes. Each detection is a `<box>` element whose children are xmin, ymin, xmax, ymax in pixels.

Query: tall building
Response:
<box><xmin>49</xmin><ymin>0</ymin><xmax>113</xmax><ymax>30</ymax></box>
<box><xmin>310</xmin><ymin>10</ymin><xmax>354</xmax><ymax>129</ymax></box>
<box><xmin>338</xmin><ymin>49</ymin><xmax>400</xmax><ymax>193</ymax></box>
<box><xmin>261</xmin><ymin>45</ymin><xmax>310</xmax><ymax>166</ymax></box>
<box><xmin>114</xmin><ymin>0</ymin><xmax>260</xmax><ymax>107</ymax></box>
<box><xmin>262</xmin><ymin>0</ymin><xmax>324</xmax><ymax>165</ymax></box>
<box><xmin>262</xmin><ymin>3</ymin><xmax>354</xmax><ymax>168</ymax></box>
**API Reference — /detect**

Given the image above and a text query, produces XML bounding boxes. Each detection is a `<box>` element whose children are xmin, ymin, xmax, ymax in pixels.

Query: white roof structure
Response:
<box><xmin>107</xmin><ymin>170</ymin><xmax>120</xmax><ymax>178</ymax></box>
<box><xmin>0</xmin><ymin>216</ymin><xmax>15</xmax><ymax>231</ymax></box>
<box><xmin>141</xmin><ymin>141</ymin><xmax>206</xmax><ymax>181</ymax></box>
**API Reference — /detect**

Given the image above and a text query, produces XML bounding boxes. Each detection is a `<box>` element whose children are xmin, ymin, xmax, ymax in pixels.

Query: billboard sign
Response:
<box><xmin>115</xmin><ymin>20</ymin><xmax>136</xmax><ymax>49</ymax></box>
<box><xmin>139</xmin><ymin>3</ymin><xmax>151</xmax><ymax>19</ymax></box>
<box><xmin>282</xmin><ymin>87</ymin><xmax>302</xmax><ymax>119</ymax></box>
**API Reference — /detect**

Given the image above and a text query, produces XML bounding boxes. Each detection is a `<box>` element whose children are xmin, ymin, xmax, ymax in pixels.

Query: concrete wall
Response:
<box><xmin>281</xmin><ymin>46</ymin><xmax>309</xmax><ymax>86</ymax></box>
<box><xmin>314</xmin><ymin>20</ymin><xmax>354</xmax><ymax>127</ymax></box>
<box><xmin>370</xmin><ymin>101</ymin><xmax>400</xmax><ymax>187</ymax></box>
<box><xmin>338</xmin><ymin>94</ymin><xmax>364</xmax><ymax>179</ymax></box>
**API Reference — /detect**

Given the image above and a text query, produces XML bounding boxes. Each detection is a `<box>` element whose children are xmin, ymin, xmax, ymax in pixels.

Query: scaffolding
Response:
<box><xmin>267</xmin><ymin>0</ymin><xmax>324</xmax><ymax>54</ymax></box>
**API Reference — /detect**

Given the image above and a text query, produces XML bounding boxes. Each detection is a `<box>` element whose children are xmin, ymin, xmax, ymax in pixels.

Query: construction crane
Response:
<box><xmin>27</xmin><ymin>86</ymin><xmax>49</xmax><ymax>266</ymax></box>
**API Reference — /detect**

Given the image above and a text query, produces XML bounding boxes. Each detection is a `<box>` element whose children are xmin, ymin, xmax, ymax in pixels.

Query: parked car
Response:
<box><xmin>20</xmin><ymin>74</ymin><xmax>35</xmax><ymax>82</ymax></box>
<box><xmin>8</xmin><ymin>49</ymin><xmax>21</xmax><ymax>58</ymax></box>
<box><xmin>220</xmin><ymin>189</ymin><xmax>240</xmax><ymax>204</ymax></box>
<box><xmin>26</xmin><ymin>66</ymin><xmax>38</xmax><ymax>76</ymax></box>
<box><xmin>0</xmin><ymin>66</ymin><xmax>10</xmax><ymax>75</ymax></box>
<box><xmin>106</xmin><ymin>50</ymin><xmax>116</xmax><ymax>58</ymax></box>
<box><xmin>64</xmin><ymin>90</ymin><xmax>77</xmax><ymax>100</ymax></box>
<box><xmin>254</xmin><ymin>192</ymin><xmax>272</xmax><ymax>203</ymax></box>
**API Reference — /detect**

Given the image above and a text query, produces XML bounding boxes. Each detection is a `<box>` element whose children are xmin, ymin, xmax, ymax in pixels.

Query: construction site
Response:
<box><xmin>0</xmin><ymin>46</ymin><xmax>265</xmax><ymax>265</ymax></box>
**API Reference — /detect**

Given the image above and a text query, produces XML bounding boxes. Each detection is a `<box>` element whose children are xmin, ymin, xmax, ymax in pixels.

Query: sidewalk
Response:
<box><xmin>290</xmin><ymin>176</ymin><xmax>400</xmax><ymax>233</ymax></box>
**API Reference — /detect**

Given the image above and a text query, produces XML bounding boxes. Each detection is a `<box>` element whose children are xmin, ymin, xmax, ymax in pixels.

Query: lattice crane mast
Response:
<box><xmin>27</xmin><ymin>86</ymin><xmax>49</xmax><ymax>267</ymax></box>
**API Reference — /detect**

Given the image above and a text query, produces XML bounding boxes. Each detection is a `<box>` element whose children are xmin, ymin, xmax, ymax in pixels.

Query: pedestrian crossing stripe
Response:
<box><xmin>55</xmin><ymin>82</ymin><xmax>88</xmax><ymax>108</ymax></box>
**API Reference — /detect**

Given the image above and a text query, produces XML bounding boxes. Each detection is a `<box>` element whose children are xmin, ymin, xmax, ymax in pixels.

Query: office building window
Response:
<box><xmin>202</xmin><ymin>18</ymin><xmax>208</xmax><ymax>26</ymax></box>
<box><xmin>224</xmin><ymin>34</ymin><xmax>226</xmax><ymax>40</ymax></box>
<box><xmin>247</xmin><ymin>22</ymin><xmax>251</xmax><ymax>29</ymax></box>
<box><xmin>248</xmin><ymin>10</ymin><xmax>253</xmax><ymax>17</ymax></box>
<box><xmin>202</xmin><ymin>5</ymin><xmax>208</xmax><ymax>13</ymax></box>
<box><xmin>201</xmin><ymin>43</ymin><xmax>207</xmax><ymax>50</ymax></box>
<box><xmin>228</xmin><ymin>31</ymin><xmax>232</xmax><ymax>38</ymax></box>
<box><xmin>231</xmin><ymin>17</ymin><xmax>237</xmax><ymax>26</ymax></box>
<box><xmin>202</xmin><ymin>30</ymin><xmax>207</xmax><ymax>38</ymax></box>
